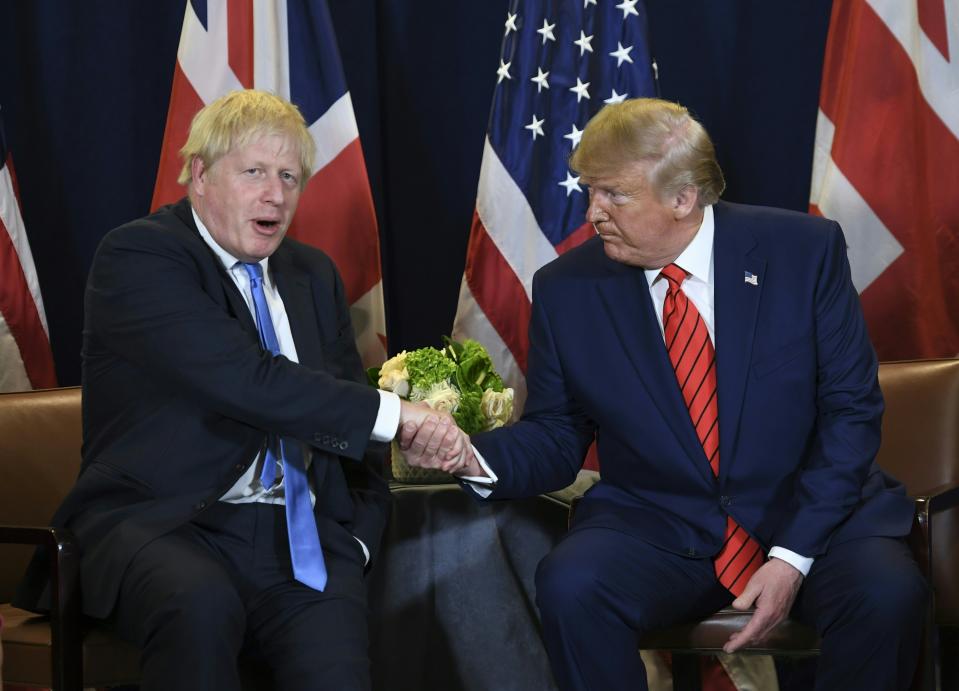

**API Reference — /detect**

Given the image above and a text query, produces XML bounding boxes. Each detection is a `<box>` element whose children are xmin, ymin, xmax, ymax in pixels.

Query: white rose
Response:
<box><xmin>378</xmin><ymin>351</ymin><xmax>410</xmax><ymax>397</ymax></box>
<box><xmin>420</xmin><ymin>382</ymin><xmax>461</xmax><ymax>414</ymax></box>
<box><xmin>481</xmin><ymin>388</ymin><xmax>514</xmax><ymax>430</ymax></box>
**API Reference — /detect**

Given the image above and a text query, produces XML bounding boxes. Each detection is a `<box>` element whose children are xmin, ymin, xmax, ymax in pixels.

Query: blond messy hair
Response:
<box><xmin>569</xmin><ymin>98</ymin><xmax>725</xmax><ymax>206</ymax></box>
<box><xmin>177</xmin><ymin>89</ymin><xmax>316</xmax><ymax>190</ymax></box>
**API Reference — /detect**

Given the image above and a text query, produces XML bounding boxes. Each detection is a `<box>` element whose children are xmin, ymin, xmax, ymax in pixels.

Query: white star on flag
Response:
<box><xmin>496</xmin><ymin>59</ymin><xmax>512</xmax><ymax>84</ymax></box>
<box><xmin>531</xmin><ymin>67</ymin><xmax>550</xmax><ymax>93</ymax></box>
<box><xmin>558</xmin><ymin>171</ymin><xmax>582</xmax><ymax>196</ymax></box>
<box><xmin>569</xmin><ymin>78</ymin><xmax>591</xmax><ymax>102</ymax></box>
<box><xmin>584</xmin><ymin>0</ymin><xmax>597</xmax><ymax>6</ymax></box>
<box><xmin>574</xmin><ymin>31</ymin><xmax>594</xmax><ymax>56</ymax></box>
<box><xmin>564</xmin><ymin>123</ymin><xmax>584</xmax><ymax>148</ymax></box>
<box><xmin>604</xmin><ymin>89</ymin><xmax>627</xmax><ymax>104</ymax></box>
<box><xmin>616</xmin><ymin>0</ymin><xmax>639</xmax><ymax>19</ymax></box>
<box><xmin>525</xmin><ymin>114</ymin><xmax>546</xmax><ymax>140</ymax></box>
<box><xmin>610</xmin><ymin>42</ymin><xmax>634</xmax><ymax>67</ymax></box>
<box><xmin>505</xmin><ymin>12</ymin><xmax>519</xmax><ymax>34</ymax></box>
<box><xmin>537</xmin><ymin>19</ymin><xmax>556</xmax><ymax>44</ymax></box>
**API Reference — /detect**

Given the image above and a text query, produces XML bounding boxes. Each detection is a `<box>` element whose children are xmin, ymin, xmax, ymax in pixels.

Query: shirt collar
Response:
<box><xmin>644</xmin><ymin>204</ymin><xmax>715</xmax><ymax>288</ymax></box>
<box><xmin>191</xmin><ymin>205</ymin><xmax>272</xmax><ymax>286</ymax></box>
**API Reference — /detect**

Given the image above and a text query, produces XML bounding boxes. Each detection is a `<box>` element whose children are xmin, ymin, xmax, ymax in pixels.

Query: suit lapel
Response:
<box><xmin>270</xmin><ymin>245</ymin><xmax>331</xmax><ymax>489</ymax></box>
<box><xmin>713</xmin><ymin>203</ymin><xmax>764</xmax><ymax>483</ymax></box>
<box><xmin>174</xmin><ymin>198</ymin><xmax>258</xmax><ymax>336</ymax></box>
<box><xmin>595</xmin><ymin>262</ymin><xmax>715</xmax><ymax>485</ymax></box>
<box><xmin>270</xmin><ymin>246</ymin><xmax>326</xmax><ymax>371</ymax></box>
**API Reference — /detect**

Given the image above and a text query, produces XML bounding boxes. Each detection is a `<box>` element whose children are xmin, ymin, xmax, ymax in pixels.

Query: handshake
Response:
<box><xmin>397</xmin><ymin>400</ymin><xmax>484</xmax><ymax>477</ymax></box>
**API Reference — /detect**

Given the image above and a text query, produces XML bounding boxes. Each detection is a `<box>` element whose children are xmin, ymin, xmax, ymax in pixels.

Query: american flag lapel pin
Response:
<box><xmin>744</xmin><ymin>271</ymin><xmax>759</xmax><ymax>286</ymax></box>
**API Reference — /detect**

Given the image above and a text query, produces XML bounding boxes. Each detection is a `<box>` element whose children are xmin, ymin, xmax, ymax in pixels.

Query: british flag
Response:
<box><xmin>0</xmin><ymin>107</ymin><xmax>56</xmax><ymax>392</ymax></box>
<box><xmin>151</xmin><ymin>0</ymin><xmax>386</xmax><ymax>367</ymax></box>
<box><xmin>451</xmin><ymin>0</ymin><xmax>654</xmax><ymax>417</ymax></box>
<box><xmin>810</xmin><ymin>0</ymin><xmax>959</xmax><ymax>359</ymax></box>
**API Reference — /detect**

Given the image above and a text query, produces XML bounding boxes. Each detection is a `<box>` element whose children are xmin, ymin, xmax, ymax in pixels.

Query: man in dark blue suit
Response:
<box><xmin>402</xmin><ymin>98</ymin><xmax>927</xmax><ymax>690</ymax></box>
<box><xmin>16</xmin><ymin>90</ymin><xmax>471</xmax><ymax>691</ymax></box>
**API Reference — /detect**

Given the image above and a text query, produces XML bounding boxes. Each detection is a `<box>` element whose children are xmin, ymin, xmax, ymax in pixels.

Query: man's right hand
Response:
<box><xmin>397</xmin><ymin>401</ymin><xmax>480</xmax><ymax>475</ymax></box>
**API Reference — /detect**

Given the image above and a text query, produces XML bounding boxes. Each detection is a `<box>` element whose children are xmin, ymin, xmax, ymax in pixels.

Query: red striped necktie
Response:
<box><xmin>660</xmin><ymin>263</ymin><xmax>763</xmax><ymax>596</ymax></box>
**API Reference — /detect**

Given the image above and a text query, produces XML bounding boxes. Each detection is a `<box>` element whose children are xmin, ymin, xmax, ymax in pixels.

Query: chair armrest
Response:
<box><xmin>0</xmin><ymin>524</ymin><xmax>83</xmax><ymax>689</ymax></box>
<box><xmin>907</xmin><ymin>479</ymin><xmax>959</xmax><ymax>583</ymax></box>
<box><xmin>914</xmin><ymin>480</ymin><xmax>959</xmax><ymax>515</ymax></box>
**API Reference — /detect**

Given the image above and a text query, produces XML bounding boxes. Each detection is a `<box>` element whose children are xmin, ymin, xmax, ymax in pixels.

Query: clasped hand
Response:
<box><xmin>397</xmin><ymin>401</ymin><xmax>481</xmax><ymax>476</ymax></box>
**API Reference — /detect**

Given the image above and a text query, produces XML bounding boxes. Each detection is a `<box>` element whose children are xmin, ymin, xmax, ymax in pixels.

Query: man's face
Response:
<box><xmin>192</xmin><ymin>132</ymin><xmax>303</xmax><ymax>262</ymax></box>
<box><xmin>583</xmin><ymin>162</ymin><xmax>698</xmax><ymax>269</ymax></box>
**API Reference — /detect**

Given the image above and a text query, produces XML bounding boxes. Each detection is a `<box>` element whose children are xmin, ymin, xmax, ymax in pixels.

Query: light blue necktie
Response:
<box><xmin>241</xmin><ymin>262</ymin><xmax>328</xmax><ymax>591</ymax></box>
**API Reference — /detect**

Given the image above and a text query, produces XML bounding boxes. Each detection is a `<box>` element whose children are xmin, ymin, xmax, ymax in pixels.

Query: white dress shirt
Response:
<box><xmin>469</xmin><ymin>206</ymin><xmax>812</xmax><ymax>576</ymax></box>
<box><xmin>193</xmin><ymin>209</ymin><xmax>401</xmax><ymax>562</ymax></box>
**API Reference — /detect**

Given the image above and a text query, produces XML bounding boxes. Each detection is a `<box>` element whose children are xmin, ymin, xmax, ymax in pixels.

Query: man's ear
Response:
<box><xmin>672</xmin><ymin>185</ymin><xmax>700</xmax><ymax>220</ymax></box>
<box><xmin>191</xmin><ymin>156</ymin><xmax>208</xmax><ymax>196</ymax></box>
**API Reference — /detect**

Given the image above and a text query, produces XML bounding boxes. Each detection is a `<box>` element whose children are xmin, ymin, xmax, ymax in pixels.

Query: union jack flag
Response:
<box><xmin>451</xmin><ymin>0</ymin><xmax>655</xmax><ymax>418</ymax></box>
<box><xmin>810</xmin><ymin>0</ymin><xmax>959</xmax><ymax>359</ymax></box>
<box><xmin>151</xmin><ymin>0</ymin><xmax>386</xmax><ymax>367</ymax></box>
<box><xmin>0</xmin><ymin>107</ymin><xmax>56</xmax><ymax>392</ymax></box>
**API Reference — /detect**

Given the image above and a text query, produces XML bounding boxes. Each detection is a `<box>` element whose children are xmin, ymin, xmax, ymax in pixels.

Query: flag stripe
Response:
<box><xmin>0</xmin><ymin>160</ymin><xmax>56</xmax><ymax>389</ymax></box>
<box><xmin>227</xmin><ymin>0</ymin><xmax>254</xmax><ymax>89</ymax></box>
<box><xmin>151</xmin><ymin>63</ymin><xmax>207</xmax><ymax>211</ymax></box>
<box><xmin>464</xmin><ymin>212</ymin><xmax>531</xmax><ymax>373</ymax></box>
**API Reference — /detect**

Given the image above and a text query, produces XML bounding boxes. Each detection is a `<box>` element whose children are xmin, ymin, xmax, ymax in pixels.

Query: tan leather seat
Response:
<box><xmin>0</xmin><ymin>387</ymin><xmax>139</xmax><ymax>691</ymax></box>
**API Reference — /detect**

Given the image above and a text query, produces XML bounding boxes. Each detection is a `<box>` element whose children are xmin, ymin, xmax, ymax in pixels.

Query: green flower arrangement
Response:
<box><xmin>369</xmin><ymin>337</ymin><xmax>514</xmax><ymax>436</ymax></box>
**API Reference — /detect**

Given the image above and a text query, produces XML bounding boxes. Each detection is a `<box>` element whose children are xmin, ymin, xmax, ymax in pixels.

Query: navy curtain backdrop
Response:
<box><xmin>0</xmin><ymin>0</ymin><xmax>832</xmax><ymax>386</ymax></box>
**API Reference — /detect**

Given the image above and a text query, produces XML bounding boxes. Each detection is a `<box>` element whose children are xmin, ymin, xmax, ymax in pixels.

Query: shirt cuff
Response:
<box><xmin>768</xmin><ymin>546</ymin><xmax>814</xmax><ymax>577</ymax></box>
<box><xmin>460</xmin><ymin>445</ymin><xmax>497</xmax><ymax>498</ymax></box>
<box><xmin>371</xmin><ymin>390</ymin><xmax>401</xmax><ymax>442</ymax></box>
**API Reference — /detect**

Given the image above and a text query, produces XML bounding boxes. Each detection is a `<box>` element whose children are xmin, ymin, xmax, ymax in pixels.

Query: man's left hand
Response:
<box><xmin>723</xmin><ymin>558</ymin><xmax>803</xmax><ymax>653</ymax></box>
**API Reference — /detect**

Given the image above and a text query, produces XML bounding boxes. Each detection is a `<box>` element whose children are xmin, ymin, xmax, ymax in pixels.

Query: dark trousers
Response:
<box><xmin>108</xmin><ymin>502</ymin><xmax>370</xmax><ymax>691</ymax></box>
<box><xmin>535</xmin><ymin>526</ymin><xmax>928</xmax><ymax>691</ymax></box>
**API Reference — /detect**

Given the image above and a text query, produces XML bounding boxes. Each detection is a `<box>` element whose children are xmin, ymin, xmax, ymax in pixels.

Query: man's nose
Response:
<box><xmin>587</xmin><ymin>199</ymin><xmax>606</xmax><ymax>223</ymax></box>
<box><xmin>263</xmin><ymin>175</ymin><xmax>284</xmax><ymax>204</ymax></box>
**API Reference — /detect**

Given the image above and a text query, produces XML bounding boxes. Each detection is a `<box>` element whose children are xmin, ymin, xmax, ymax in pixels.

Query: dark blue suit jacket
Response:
<box><xmin>17</xmin><ymin>198</ymin><xmax>391</xmax><ymax>618</ymax></box>
<box><xmin>473</xmin><ymin>201</ymin><xmax>913</xmax><ymax>562</ymax></box>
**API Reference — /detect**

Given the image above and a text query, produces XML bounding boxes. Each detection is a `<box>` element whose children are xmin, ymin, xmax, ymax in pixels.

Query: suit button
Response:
<box><xmin>339</xmin><ymin>441</ymin><xmax>349</xmax><ymax>450</ymax></box>
<box><xmin>720</xmin><ymin>495</ymin><xmax>731</xmax><ymax>507</ymax></box>
<box><xmin>194</xmin><ymin>501</ymin><xmax>207</xmax><ymax>511</ymax></box>
<box><xmin>234</xmin><ymin>463</ymin><xmax>245</xmax><ymax>471</ymax></box>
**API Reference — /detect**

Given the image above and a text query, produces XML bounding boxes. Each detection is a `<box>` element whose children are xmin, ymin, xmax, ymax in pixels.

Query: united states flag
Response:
<box><xmin>451</xmin><ymin>0</ymin><xmax>654</xmax><ymax>420</ymax></box>
<box><xmin>151</xmin><ymin>0</ymin><xmax>387</xmax><ymax>367</ymax></box>
<box><xmin>810</xmin><ymin>0</ymin><xmax>959</xmax><ymax>359</ymax></box>
<box><xmin>0</xmin><ymin>108</ymin><xmax>57</xmax><ymax>392</ymax></box>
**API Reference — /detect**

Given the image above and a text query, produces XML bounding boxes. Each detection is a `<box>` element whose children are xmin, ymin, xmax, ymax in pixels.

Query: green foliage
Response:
<box><xmin>405</xmin><ymin>347</ymin><xmax>456</xmax><ymax>389</ymax></box>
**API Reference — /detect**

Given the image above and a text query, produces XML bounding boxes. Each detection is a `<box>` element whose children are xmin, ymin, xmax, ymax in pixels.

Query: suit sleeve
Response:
<box><xmin>472</xmin><ymin>273</ymin><xmax>595</xmax><ymax>498</ymax></box>
<box><xmin>86</xmin><ymin>222</ymin><xmax>381</xmax><ymax>459</ymax></box>
<box><xmin>770</xmin><ymin>222</ymin><xmax>884</xmax><ymax>556</ymax></box>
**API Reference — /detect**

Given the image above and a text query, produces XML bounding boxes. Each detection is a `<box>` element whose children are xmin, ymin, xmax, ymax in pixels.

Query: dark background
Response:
<box><xmin>0</xmin><ymin>0</ymin><xmax>833</xmax><ymax>386</ymax></box>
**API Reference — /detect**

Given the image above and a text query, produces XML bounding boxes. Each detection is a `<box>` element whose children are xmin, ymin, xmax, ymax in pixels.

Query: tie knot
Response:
<box><xmin>240</xmin><ymin>262</ymin><xmax>264</xmax><ymax>284</ymax></box>
<box><xmin>660</xmin><ymin>263</ymin><xmax>687</xmax><ymax>287</ymax></box>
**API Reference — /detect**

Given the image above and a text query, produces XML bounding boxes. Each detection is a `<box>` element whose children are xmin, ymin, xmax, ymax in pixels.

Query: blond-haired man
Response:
<box><xmin>404</xmin><ymin>98</ymin><xmax>926</xmax><ymax>690</ymax></box>
<box><xmin>16</xmin><ymin>90</ymin><xmax>468</xmax><ymax>691</ymax></box>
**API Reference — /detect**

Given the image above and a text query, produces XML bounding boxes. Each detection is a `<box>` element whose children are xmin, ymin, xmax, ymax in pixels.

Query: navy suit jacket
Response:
<box><xmin>17</xmin><ymin>198</ymin><xmax>391</xmax><ymax>618</ymax></box>
<box><xmin>473</xmin><ymin>201</ymin><xmax>913</xmax><ymax>562</ymax></box>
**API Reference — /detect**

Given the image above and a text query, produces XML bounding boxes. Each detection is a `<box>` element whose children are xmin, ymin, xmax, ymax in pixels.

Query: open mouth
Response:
<box><xmin>254</xmin><ymin>219</ymin><xmax>281</xmax><ymax>232</ymax></box>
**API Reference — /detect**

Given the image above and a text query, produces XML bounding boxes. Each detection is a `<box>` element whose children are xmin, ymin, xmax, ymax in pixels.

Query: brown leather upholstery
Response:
<box><xmin>0</xmin><ymin>387</ymin><xmax>140</xmax><ymax>691</ymax></box>
<box><xmin>876</xmin><ymin>359</ymin><xmax>959</xmax><ymax>626</ymax></box>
